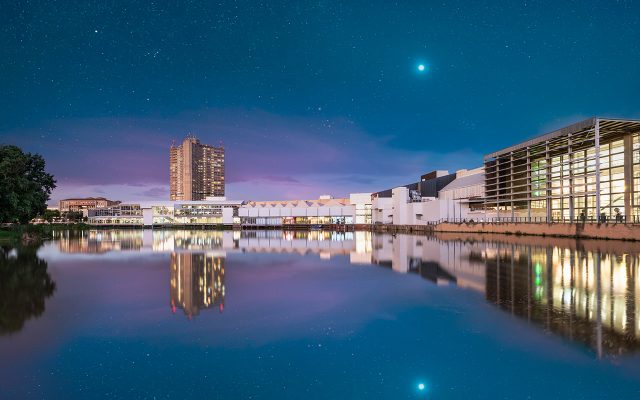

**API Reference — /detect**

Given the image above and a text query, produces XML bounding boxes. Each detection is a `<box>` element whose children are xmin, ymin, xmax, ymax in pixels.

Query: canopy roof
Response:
<box><xmin>484</xmin><ymin>117</ymin><xmax>640</xmax><ymax>160</ymax></box>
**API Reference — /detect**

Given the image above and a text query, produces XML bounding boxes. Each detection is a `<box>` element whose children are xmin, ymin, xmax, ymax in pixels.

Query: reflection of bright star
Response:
<box><xmin>418</xmin><ymin>383</ymin><xmax>425</xmax><ymax>390</ymax></box>
<box><xmin>418</xmin><ymin>64</ymin><xmax>425</xmax><ymax>71</ymax></box>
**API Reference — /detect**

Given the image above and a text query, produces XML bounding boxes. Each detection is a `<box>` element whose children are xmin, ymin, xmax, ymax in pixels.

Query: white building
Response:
<box><xmin>87</xmin><ymin>198</ymin><xmax>243</xmax><ymax>226</ymax></box>
<box><xmin>239</xmin><ymin>193</ymin><xmax>372</xmax><ymax>227</ymax></box>
<box><xmin>87</xmin><ymin>194</ymin><xmax>374</xmax><ymax>227</ymax></box>
<box><xmin>86</xmin><ymin>168</ymin><xmax>488</xmax><ymax>228</ymax></box>
<box><xmin>372</xmin><ymin>168</ymin><xmax>487</xmax><ymax>225</ymax></box>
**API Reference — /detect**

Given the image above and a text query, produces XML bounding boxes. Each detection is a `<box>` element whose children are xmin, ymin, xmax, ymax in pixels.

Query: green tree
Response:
<box><xmin>62</xmin><ymin>211</ymin><xmax>84</xmax><ymax>222</ymax></box>
<box><xmin>0</xmin><ymin>145</ymin><xmax>56</xmax><ymax>224</ymax></box>
<box><xmin>41</xmin><ymin>208</ymin><xmax>61</xmax><ymax>223</ymax></box>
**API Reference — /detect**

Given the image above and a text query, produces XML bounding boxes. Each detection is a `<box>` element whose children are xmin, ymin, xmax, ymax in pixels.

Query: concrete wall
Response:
<box><xmin>349</xmin><ymin>193</ymin><xmax>372</xmax><ymax>205</ymax></box>
<box><xmin>239</xmin><ymin>204</ymin><xmax>358</xmax><ymax>220</ymax></box>
<box><xmin>222</xmin><ymin>207</ymin><xmax>234</xmax><ymax>224</ymax></box>
<box><xmin>372</xmin><ymin>186</ymin><xmax>479</xmax><ymax>225</ymax></box>
<box><xmin>372</xmin><ymin>197</ymin><xmax>393</xmax><ymax>224</ymax></box>
<box><xmin>435</xmin><ymin>221</ymin><xmax>640</xmax><ymax>241</ymax></box>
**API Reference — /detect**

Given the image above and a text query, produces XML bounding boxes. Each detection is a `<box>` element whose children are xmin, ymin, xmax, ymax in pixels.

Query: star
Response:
<box><xmin>418</xmin><ymin>64</ymin><xmax>425</xmax><ymax>71</ymax></box>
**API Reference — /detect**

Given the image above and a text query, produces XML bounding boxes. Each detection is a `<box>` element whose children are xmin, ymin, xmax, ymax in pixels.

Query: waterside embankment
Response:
<box><xmin>371</xmin><ymin>221</ymin><xmax>640</xmax><ymax>241</ymax></box>
<box><xmin>433</xmin><ymin>222</ymin><xmax>640</xmax><ymax>241</ymax></box>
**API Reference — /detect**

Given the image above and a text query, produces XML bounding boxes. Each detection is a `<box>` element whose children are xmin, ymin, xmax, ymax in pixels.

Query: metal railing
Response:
<box><xmin>438</xmin><ymin>215</ymin><xmax>640</xmax><ymax>224</ymax></box>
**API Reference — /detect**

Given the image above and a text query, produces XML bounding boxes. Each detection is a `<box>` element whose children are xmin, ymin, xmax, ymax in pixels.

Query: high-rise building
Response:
<box><xmin>169</xmin><ymin>135</ymin><xmax>225</xmax><ymax>201</ymax></box>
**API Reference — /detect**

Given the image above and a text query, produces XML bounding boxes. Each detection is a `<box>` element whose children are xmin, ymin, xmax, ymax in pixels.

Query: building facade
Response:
<box><xmin>170</xmin><ymin>135</ymin><xmax>225</xmax><ymax>201</ymax></box>
<box><xmin>59</xmin><ymin>197</ymin><xmax>120</xmax><ymax>212</ymax></box>
<box><xmin>87</xmin><ymin>199</ymin><xmax>242</xmax><ymax>226</ymax></box>
<box><xmin>372</xmin><ymin>168</ymin><xmax>486</xmax><ymax>225</ymax></box>
<box><xmin>484</xmin><ymin>118</ymin><xmax>640</xmax><ymax>222</ymax></box>
<box><xmin>238</xmin><ymin>194</ymin><xmax>373</xmax><ymax>227</ymax></box>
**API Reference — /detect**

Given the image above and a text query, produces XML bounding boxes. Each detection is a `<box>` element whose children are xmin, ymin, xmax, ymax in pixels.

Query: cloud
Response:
<box><xmin>1</xmin><ymin>108</ymin><xmax>481</xmax><ymax>202</ymax></box>
<box><xmin>138</xmin><ymin>186</ymin><xmax>169</xmax><ymax>198</ymax></box>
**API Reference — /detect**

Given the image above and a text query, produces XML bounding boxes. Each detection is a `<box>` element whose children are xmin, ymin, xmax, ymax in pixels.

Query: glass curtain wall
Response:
<box><xmin>484</xmin><ymin>119</ymin><xmax>640</xmax><ymax>223</ymax></box>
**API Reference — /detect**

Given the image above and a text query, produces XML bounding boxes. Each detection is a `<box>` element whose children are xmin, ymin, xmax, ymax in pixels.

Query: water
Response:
<box><xmin>1</xmin><ymin>229</ymin><xmax>640</xmax><ymax>399</ymax></box>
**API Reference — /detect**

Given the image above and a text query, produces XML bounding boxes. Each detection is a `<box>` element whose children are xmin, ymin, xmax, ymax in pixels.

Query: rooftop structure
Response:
<box><xmin>59</xmin><ymin>197</ymin><xmax>121</xmax><ymax>212</ymax></box>
<box><xmin>373</xmin><ymin>170</ymin><xmax>457</xmax><ymax>199</ymax></box>
<box><xmin>239</xmin><ymin>194</ymin><xmax>373</xmax><ymax>226</ymax></box>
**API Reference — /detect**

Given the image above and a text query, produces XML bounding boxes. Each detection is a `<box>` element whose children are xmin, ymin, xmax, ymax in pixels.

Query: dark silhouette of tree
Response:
<box><xmin>0</xmin><ymin>145</ymin><xmax>56</xmax><ymax>224</ymax></box>
<box><xmin>0</xmin><ymin>245</ymin><xmax>56</xmax><ymax>334</ymax></box>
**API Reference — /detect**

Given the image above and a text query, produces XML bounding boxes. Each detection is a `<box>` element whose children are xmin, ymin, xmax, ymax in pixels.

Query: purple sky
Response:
<box><xmin>3</xmin><ymin>1</ymin><xmax>639</xmax><ymax>204</ymax></box>
<box><xmin>5</xmin><ymin>108</ymin><xmax>481</xmax><ymax>204</ymax></box>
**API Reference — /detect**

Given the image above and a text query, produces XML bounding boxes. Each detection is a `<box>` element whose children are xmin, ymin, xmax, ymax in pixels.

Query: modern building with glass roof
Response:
<box><xmin>483</xmin><ymin>117</ymin><xmax>640</xmax><ymax>222</ymax></box>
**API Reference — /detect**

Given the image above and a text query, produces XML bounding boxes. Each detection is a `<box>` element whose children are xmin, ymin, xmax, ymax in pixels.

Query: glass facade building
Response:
<box><xmin>484</xmin><ymin>118</ymin><xmax>640</xmax><ymax>222</ymax></box>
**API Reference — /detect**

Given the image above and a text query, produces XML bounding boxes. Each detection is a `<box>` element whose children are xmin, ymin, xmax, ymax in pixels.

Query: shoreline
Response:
<box><xmin>6</xmin><ymin>221</ymin><xmax>640</xmax><ymax>242</ymax></box>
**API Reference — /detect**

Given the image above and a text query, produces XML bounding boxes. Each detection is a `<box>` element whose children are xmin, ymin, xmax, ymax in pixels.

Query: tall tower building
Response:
<box><xmin>169</xmin><ymin>135</ymin><xmax>225</xmax><ymax>200</ymax></box>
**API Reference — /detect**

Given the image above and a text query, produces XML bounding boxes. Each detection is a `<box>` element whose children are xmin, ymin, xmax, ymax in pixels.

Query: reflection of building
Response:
<box><xmin>483</xmin><ymin>244</ymin><xmax>640</xmax><ymax>357</ymax></box>
<box><xmin>52</xmin><ymin>226</ymin><xmax>640</xmax><ymax>355</ymax></box>
<box><xmin>170</xmin><ymin>253</ymin><xmax>225</xmax><ymax>318</ymax></box>
<box><xmin>56</xmin><ymin>230</ymin><xmax>144</xmax><ymax>253</ymax></box>
<box><xmin>372</xmin><ymin>232</ymin><xmax>640</xmax><ymax>356</ymax></box>
<box><xmin>239</xmin><ymin>230</ymin><xmax>372</xmax><ymax>264</ymax></box>
<box><xmin>170</xmin><ymin>135</ymin><xmax>225</xmax><ymax>201</ymax></box>
<box><xmin>59</xmin><ymin>197</ymin><xmax>120</xmax><ymax>212</ymax></box>
<box><xmin>53</xmin><ymin>229</ymin><xmax>375</xmax><ymax>261</ymax></box>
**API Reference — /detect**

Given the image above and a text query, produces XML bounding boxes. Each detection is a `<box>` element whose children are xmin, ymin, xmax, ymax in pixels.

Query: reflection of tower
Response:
<box><xmin>170</xmin><ymin>252</ymin><xmax>225</xmax><ymax>318</ymax></box>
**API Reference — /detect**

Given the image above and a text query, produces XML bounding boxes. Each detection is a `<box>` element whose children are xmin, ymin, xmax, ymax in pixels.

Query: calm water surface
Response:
<box><xmin>1</xmin><ymin>229</ymin><xmax>640</xmax><ymax>399</ymax></box>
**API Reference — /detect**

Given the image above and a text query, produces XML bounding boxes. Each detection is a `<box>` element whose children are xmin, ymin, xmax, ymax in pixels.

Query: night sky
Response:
<box><xmin>1</xmin><ymin>1</ymin><xmax>639</xmax><ymax>203</ymax></box>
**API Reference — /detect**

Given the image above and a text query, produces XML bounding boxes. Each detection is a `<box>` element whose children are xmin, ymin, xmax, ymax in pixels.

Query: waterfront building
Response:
<box><xmin>371</xmin><ymin>168</ymin><xmax>486</xmax><ymax>225</ymax></box>
<box><xmin>59</xmin><ymin>197</ymin><xmax>120</xmax><ymax>212</ymax></box>
<box><xmin>170</xmin><ymin>135</ymin><xmax>225</xmax><ymax>201</ymax></box>
<box><xmin>483</xmin><ymin>117</ymin><xmax>640</xmax><ymax>222</ymax></box>
<box><xmin>87</xmin><ymin>198</ymin><xmax>243</xmax><ymax>226</ymax></box>
<box><xmin>373</xmin><ymin>170</ymin><xmax>456</xmax><ymax>199</ymax></box>
<box><xmin>239</xmin><ymin>193</ymin><xmax>373</xmax><ymax>227</ymax></box>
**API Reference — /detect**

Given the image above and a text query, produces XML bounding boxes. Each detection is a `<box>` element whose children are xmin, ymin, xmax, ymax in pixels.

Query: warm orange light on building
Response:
<box><xmin>169</xmin><ymin>135</ymin><xmax>225</xmax><ymax>201</ymax></box>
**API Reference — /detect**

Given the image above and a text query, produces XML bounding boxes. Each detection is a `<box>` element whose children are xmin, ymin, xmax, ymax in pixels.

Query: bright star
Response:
<box><xmin>418</xmin><ymin>64</ymin><xmax>425</xmax><ymax>71</ymax></box>
<box><xmin>418</xmin><ymin>383</ymin><xmax>426</xmax><ymax>391</ymax></box>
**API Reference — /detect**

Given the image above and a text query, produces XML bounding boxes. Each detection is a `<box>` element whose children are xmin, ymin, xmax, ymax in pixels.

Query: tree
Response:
<box><xmin>62</xmin><ymin>211</ymin><xmax>84</xmax><ymax>222</ymax></box>
<box><xmin>0</xmin><ymin>244</ymin><xmax>56</xmax><ymax>334</ymax></box>
<box><xmin>40</xmin><ymin>209</ymin><xmax>61</xmax><ymax>223</ymax></box>
<box><xmin>0</xmin><ymin>145</ymin><xmax>56</xmax><ymax>224</ymax></box>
